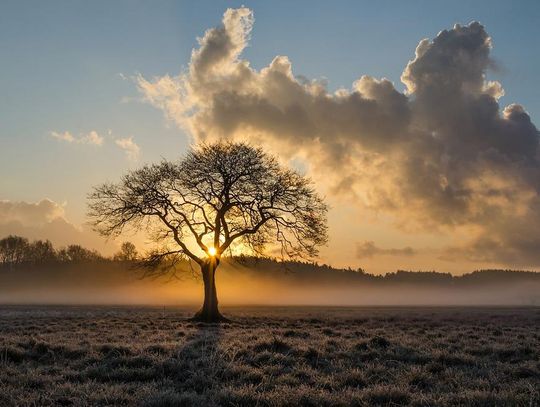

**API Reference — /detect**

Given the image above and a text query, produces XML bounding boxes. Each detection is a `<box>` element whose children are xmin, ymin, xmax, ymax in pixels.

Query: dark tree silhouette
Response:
<box><xmin>113</xmin><ymin>242</ymin><xmax>139</xmax><ymax>261</ymax></box>
<box><xmin>0</xmin><ymin>235</ymin><xmax>29</xmax><ymax>267</ymax></box>
<box><xmin>88</xmin><ymin>141</ymin><xmax>328</xmax><ymax>322</ymax></box>
<box><xmin>57</xmin><ymin>245</ymin><xmax>102</xmax><ymax>263</ymax></box>
<box><xmin>28</xmin><ymin>240</ymin><xmax>57</xmax><ymax>264</ymax></box>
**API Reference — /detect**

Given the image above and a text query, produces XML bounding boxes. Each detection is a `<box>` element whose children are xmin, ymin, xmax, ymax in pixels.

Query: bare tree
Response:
<box><xmin>0</xmin><ymin>235</ymin><xmax>30</xmax><ymax>268</ymax></box>
<box><xmin>28</xmin><ymin>240</ymin><xmax>57</xmax><ymax>264</ymax></box>
<box><xmin>88</xmin><ymin>141</ymin><xmax>328</xmax><ymax>322</ymax></box>
<box><xmin>57</xmin><ymin>245</ymin><xmax>103</xmax><ymax>263</ymax></box>
<box><xmin>113</xmin><ymin>242</ymin><xmax>138</xmax><ymax>261</ymax></box>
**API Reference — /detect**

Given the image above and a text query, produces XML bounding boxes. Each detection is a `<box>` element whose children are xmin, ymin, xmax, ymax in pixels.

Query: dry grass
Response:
<box><xmin>0</xmin><ymin>306</ymin><xmax>538</xmax><ymax>406</ymax></box>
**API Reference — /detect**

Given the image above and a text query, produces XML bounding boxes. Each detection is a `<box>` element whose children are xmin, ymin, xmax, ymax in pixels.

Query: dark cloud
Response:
<box><xmin>136</xmin><ymin>10</ymin><xmax>540</xmax><ymax>266</ymax></box>
<box><xmin>356</xmin><ymin>241</ymin><xmax>416</xmax><ymax>259</ymax></box>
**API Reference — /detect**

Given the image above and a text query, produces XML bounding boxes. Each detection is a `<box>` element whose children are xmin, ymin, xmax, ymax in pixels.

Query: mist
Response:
<box><xmin>1</xmin><ymin>260</ymin><xmax>538</xmax><ymax>306</ymax></box>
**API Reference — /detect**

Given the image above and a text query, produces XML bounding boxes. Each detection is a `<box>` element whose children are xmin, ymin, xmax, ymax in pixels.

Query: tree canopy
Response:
<box><xmin>88</xmin><ymin>141</ymin><xmax>328</xmax><ymax>271</ymax></box>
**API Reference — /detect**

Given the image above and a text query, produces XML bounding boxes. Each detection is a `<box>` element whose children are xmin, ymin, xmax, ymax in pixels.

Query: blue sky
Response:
<box><xmin>1</xmin><ymin>1</ymin><xmax>539</xmax><ymax>271</ymax></box>
<box><xmin>2</xmin><ymin>1</ymin><xmax>539</xmax><ymax>221</ymax></box>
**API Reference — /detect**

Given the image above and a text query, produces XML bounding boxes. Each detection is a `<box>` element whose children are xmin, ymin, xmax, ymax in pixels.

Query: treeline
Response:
<box><xmin>0</xmin><ymin>235</ymin><xmax>138</xmax><ymax>268</ymax></box>
<box><xmin>232</xmin><ymin>256</ymin><xmax>540</xmax><ymax>284</ymax></box>
<box><xmin>1</xmin><ymin>236</ymin><xmax>539</xmax><ymax>284</ymax></box>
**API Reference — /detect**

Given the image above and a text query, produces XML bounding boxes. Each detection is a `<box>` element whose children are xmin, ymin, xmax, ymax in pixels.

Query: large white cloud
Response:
<box><xmin>135</xmin><ymin>9</ymin><xmax>540</xmax><ymax>266</ymax></box>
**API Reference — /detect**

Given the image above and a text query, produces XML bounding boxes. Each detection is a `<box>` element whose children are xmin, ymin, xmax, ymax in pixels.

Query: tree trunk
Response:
<box><xmin>191</xmin><ymin>259</ymin><xmax>228</xmax><ymax>322</ymax></box>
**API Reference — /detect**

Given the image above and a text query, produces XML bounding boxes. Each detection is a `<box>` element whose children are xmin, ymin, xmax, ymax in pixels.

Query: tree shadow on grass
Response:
<box><xmin>145</xmin><ymin>323</ymin><xmax>227</xmax><ymax>406</ymax></box>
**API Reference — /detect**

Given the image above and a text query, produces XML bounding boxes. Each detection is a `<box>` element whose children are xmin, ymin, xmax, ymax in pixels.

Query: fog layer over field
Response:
<box><xmin>1</xmin><ymin>259</ymin><xmax>538</xmax><ymax>306</ymax></box>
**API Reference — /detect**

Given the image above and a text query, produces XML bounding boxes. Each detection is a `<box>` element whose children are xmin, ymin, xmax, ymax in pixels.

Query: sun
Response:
<box><xmin>208</xmin><ymin>246</ymin><xmax>217</xmax><ymax>256</ymax></box>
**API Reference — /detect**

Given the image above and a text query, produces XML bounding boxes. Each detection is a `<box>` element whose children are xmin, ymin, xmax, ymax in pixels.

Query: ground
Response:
<box><xmin>0</xmin><ymin>306</ymin><xmax>538</xmax><ymax>406</ymax></box>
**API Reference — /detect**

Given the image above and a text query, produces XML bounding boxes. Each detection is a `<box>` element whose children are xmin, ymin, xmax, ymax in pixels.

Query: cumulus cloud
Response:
<box><xmin>83</xmin><ymin>131</ymin><xmax>105</xmax><ymax>146</ymax></box>
<box><xmin>51</xmin><ymin>129</ymin><xmax>141</xmax><ymax>159</ymax></box>
<box><xmin>50</xmin><ymin>131</ymin><xmax>75</xmax><ymax>143</ymax></box>
<box><xmin>135</xmin><ymin>9</ymin><xmax>540</xmax><ymax>266</ymax></box>
<box><xmin>0</xmin><ymin>199</ymin><xmax>66</xmax><ymax>226</ymax></box>
<box><xmin>115</xmin><ymin>136</ymin><xmax>140</xmax><ymax>160</ymax></box>
<box><xmin>356</xmin><ymin>241</ymin><xmax>416</xmax><ymax>259</ymax></box>
<box><xmin>50</xmin><ymin>130</ymin><xmax>104</xmax><ymax>146</ymax></box>
<box><xmin>0</xmin><ymin>199</ymin><xmax>113</xmax><ymax>254</ymax></box>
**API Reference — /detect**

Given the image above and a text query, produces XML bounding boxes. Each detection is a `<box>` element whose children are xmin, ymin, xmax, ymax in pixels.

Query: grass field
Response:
<box><xmin>0</xmin><ymin>306</ymin><xmax>539</xmax><ymax>406</ymax></box>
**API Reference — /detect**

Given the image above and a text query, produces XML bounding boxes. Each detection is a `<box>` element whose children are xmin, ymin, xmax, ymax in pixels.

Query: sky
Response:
<box><xmin>1</xmin><ymin>0</ymin><xmax>539</xmax><ymax>274</ymax></box>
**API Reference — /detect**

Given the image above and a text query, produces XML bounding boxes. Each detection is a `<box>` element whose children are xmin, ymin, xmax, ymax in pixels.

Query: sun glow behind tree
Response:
<box><xmin>88</xmin><ymin>141</ymin><xmax>328</xmax><ymax>321</ymax></box>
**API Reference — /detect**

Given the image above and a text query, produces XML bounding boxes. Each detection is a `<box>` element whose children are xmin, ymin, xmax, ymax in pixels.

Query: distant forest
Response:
<box><xmin>1</xmin><ymin>235</ymin><xmax>539</xmax><ymax>285</ymax></box>
<box><xmin>233</xmin><ymin>256</ymin><xmax>540</xmax><ymax>286</ymax></box>
<box><xmin>0</xmin><ymin>235</ymin><xmax>137</xmax><ymax>266</ymax></box>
